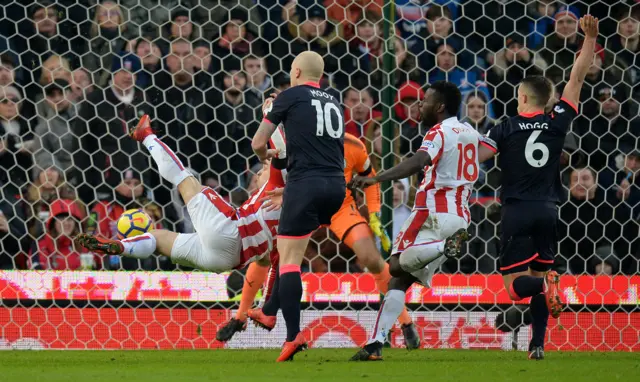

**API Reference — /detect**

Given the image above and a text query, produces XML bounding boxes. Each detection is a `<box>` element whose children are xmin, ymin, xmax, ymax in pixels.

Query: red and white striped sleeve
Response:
<box><xmin>418</xmin><ymin>125</ymin><xmax>444</xmax><ymax>162</ymax></box>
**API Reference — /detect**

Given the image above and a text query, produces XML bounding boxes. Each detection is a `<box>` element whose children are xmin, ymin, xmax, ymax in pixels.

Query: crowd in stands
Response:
<box><xmin>0</xmin><ymin>0</ymin><xmax>639</xmax><ymax>276</ymax></box>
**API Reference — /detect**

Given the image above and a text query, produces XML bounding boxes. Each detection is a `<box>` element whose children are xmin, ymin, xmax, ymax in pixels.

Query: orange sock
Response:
<box><xmin>235</xmin><ymin>262</ymin><xmax>269</xmax><ymax>321</ymax></box>
<box><xmin>373</xmin><ymin>263</ymin><xmax>413</xmax><ymax>326</ymax></box>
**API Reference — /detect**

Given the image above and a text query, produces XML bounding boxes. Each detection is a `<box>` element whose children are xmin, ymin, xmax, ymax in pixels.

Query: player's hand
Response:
<box><xmin>259</xmin><ymin>148</ymin><xmax>280</xmax><ymax>164</ymax></box>
<box><xmin>260</xmin><ymin>188</ymin><xmax>285</xmax><ymax>212</ymax></box>
<box><xmin>369</xmin><ymin>213</ymin><xmax>391</xmax><ymax>252</ymax></box>
<box><xmin>349</xmin><ymin>175</ymin><xmax>378</xmax><ymax>189</ymax></box>
<box><xmin>262</xmin><ymin>93</ymin><xmax>278</xmax><ymax>116</ymax></box>
<box><xmin>579</xmin><ymin>15</ymin><xmax>598</xmax><ymax>39</ymax></box>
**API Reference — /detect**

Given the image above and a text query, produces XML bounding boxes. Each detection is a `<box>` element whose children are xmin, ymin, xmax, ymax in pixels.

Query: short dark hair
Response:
<box><xmin>0</xmin><ymin>53</ymin><xmax>15</xmax><ymax>68</ymax></box>
<box><xmin>428</xmin><ymin>81</ymin><xmax>462</xmax><ymax>116</ymax></box>
<box><xmin>426</xmin><ymin>5</ymin><xmax>452</xmax><ymax>21</ymax></box>
<box><xmin>520</xmin><ymin>75</ymin><xmax>553</xmax><ymax>107</ymax></box>
<box><xmin>613</xmin><ymin>3</ymin><xmax>640</xmax><ymax>21</ymax></box>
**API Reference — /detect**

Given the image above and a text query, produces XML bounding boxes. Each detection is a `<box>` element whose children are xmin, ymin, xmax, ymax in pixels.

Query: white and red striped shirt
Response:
<box><xmin>236</xmin><ymin>127</ymin><xmax>287</xmax><ymax>268</ymax></box>
<box><xmin>414</xmin><ymin>117</ymin><xmax>483</xmax><ymax>223</ymax></box>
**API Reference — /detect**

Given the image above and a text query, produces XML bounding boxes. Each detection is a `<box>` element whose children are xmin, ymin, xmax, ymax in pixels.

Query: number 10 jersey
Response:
<box><xmin>414</xmin><ymin>117</ymin><xmax>484</xmax><ymax>223</ymax></box>
<box><xmin>264</xmin><ymin>83</ymin><xmax>345</xmax><ymax>182</ymax></box>
<box><xmin>481</xmin><ymin>98</ymin><xmax>578</xmax><ymax>204</ymax></box>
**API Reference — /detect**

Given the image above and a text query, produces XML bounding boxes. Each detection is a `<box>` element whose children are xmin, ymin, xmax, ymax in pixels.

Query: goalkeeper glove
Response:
<box><xmin>369</xmin><ymin>212</ymin><xmax>391</xmax><ymax>252</ymax></box>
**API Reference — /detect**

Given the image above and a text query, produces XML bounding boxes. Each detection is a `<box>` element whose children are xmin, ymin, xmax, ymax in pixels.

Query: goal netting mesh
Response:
<box><xmin>0</xmin><ymin>0</ymin><xmax>639</xmax><ymax>351</ymax></box>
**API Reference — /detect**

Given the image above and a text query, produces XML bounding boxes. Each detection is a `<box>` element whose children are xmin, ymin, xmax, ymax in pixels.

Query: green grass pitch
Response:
<box><xmin>1</xmin><ymin>349</ymin><xmax>637</xmax><ymax>382</ymax></box>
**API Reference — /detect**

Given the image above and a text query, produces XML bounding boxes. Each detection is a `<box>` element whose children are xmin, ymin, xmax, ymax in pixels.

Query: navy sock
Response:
<box><xmin>511</xmin><ymin>276</ymin><xmax>544</xmax><ymax>299</ymax></box>
<box><xmin>279</xmin><ymin>270</ymin><xmax>302</xmax><ymax>342</ymax></box>
<box><xmin>262</xmin><ymin>272</ymin><xmax>280</xmax><ymax>316</ymax></box>
<box><xmin>529</xmin><ymin>293</ymin><xmax>549</xmax><ymax>348</ymax></box>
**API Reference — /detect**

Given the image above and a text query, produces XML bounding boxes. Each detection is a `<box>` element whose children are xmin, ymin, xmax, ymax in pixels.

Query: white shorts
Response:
<box><xmin>392</xmin><ymin>210</ymin><xmax>468</xmax><ymax>287</ymax></box>
<box><xmin>392</xmin><ymin>210</ymin><xmax>468</xmax><ymax>254</ymax></box>
<box><xmin>170</xmin><ymin>188</ymin><xmax>241</xmax><ymax>272</ymax></box>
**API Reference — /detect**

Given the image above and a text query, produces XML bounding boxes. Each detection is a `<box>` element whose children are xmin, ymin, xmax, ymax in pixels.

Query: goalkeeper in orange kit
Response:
<box><xmin>216</xmin><ymin>133</ymin><xmax>420</xmax><ymax>349</ymax></box>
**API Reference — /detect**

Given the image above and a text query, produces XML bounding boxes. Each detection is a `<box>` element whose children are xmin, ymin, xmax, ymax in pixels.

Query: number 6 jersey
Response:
<box><xmin>414</xmin><ymin>117</ymin><xmax>484</xmax><ymax>223</ymax></box>
<box><xmin>481</xmin><ymin>98</ymin><xmax>578</xmax><ymax>204</ymax></box>
<box><xmin>263</xmin><ymin>82</ymin><xmax>345</xmax><ymax>182</ymax></box>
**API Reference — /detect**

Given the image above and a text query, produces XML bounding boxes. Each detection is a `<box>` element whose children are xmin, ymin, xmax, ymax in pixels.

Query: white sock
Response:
<box><xmin>399</xmin><ymin>241</ymin><xmax>445</xmax><ymax>273</ymax></box>
<box><xmin>143</xmin><ymin>134</ymin><xmax>192</xmax><ymax>186</ymax></box>
<box><xmin>121</xmin><ymin>233</ymin><xmax>156</xmax><ymax>259</ymax></box>
<box><xmin>367</xmin><ymin>289</ymin><xmax>406</xmax><ymax>345</ymax></box>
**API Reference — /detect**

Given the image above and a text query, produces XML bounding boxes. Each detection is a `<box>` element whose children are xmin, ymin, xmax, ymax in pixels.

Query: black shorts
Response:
<box><xmin>278</xmin><ymin>176</ymin><xmax>345</xmax><ymax>238</ymax></box>
<box><xmin>499</xmin><ymin>201</ymin><xmax>558</xmax><ymax>275</ymax></box>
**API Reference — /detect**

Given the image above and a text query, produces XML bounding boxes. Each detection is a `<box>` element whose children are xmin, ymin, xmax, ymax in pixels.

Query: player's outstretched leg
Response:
<box><xmin>75</xmin><ymin>232</ymin><xmax>160</xmax><ymax>258</ymax></box>
<box><xmin>351</xmin><ymin>263</ymin><xmax>417</xmax><ymax>362</ymax></box>
<box><xmin>216</xmin><ymin>262</ymin><xmax>270</xmax><ymax>342</ymax></box>
<box><xmin>131</xmin><ymin>114</ymin><xmax>200</xmax><ymax>205</ymax></box>
<box><xmin>346</xmin><ymin>225</ymin><xmax>419</xmax><ymax>350</ymax></box>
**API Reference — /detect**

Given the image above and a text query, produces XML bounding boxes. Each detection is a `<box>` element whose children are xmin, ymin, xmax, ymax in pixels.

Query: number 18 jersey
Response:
<box><xmin>481</xmin><ymin>98</ymin><xmax>578</xmax><ymax>204</ymax></box>
<box><xmin>414</xmin><ymin>117</ymin><xmax>483</xmax><ymax>223</ymax></box>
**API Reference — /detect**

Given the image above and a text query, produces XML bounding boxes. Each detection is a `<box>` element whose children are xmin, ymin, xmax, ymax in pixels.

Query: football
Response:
<box><xmin>116</xmin><ymin>209</ymin><xmax>154</xmax><ymax>239</ymax></box>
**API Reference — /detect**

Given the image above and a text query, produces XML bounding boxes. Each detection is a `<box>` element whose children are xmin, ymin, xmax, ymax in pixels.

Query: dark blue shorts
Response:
<box><xmin>278</xmin><ymin>176</ymin><xmax>345</xmax><ymax>238</ymax></box>
<box><xmin>499</xmin><ymin>201</ymin><xmax>558</xmax><ymax>275</ymax></box>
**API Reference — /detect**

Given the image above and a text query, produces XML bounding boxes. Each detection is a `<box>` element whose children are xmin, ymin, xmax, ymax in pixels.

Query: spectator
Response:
<box><xmin>213</xmin><ymin>70</ymin><xmax>261</xmax><ymax>191</ymax></box>
<box><xmin>392</xmin><ymin>179</ymin><xmax>411</xmax><ymax>239</ymax></box>
<box><xmin>192</xmin><ymin>39</ymin><xmax>213</xmax><ymax>74</ymax></box>
<box><xmin>212</xmin><ymin>8</ymin><xmax>263</xmax><ymax>74</ymax></box>
<box><xmin>271</xmin><ymin>1</ymin><xmax>349</xmax><ymax>89</ymax></box>
<box><xmin>272</xmin><ymin>73</ymin><xmax>292</xmax><ymax>93</ymax></box>
<box><xmin>540</xmin><ymin>6</ymin><xmax>582</xmax><ymax>84</ymax></box>
<box><xmin>576</xmin><ymin>84</ymin><xmax>639</xmax><ymax>172</ymax></box>
<box><xmin>343</xmin><ymin>87</ymin><xmax>381</xmax><ymax>139</ymax></box>
<box><xmin>85</xmin><ymin>0</ymin><xmax>130</xmax><ymax>88</ymax></box>
<box><xmin>71</xmin><ymin>68</ymin><xmax>94</xmax><ymax>102</ymax></box>
<box><xmin>30</xmin><ymin>199</ymin><xmax>87</xmax><ymax>270</ymax></box>
<box><xmin>326</xmin><ymin>0</ymin><xmax>383</xmax><ymax>40</ymax></box>
<box><xmin>243</xmin><ymin>55</ymin><xmax>271</xmax><ymax>97</ymax></box>
<box><xmin>576</xmin><ymin>44</ymin><xmax>619</xmax><ymax>120</ymax></box>
<box><xmin>133</xmin><ymin>36</ymin><xmax>163</xmax><ymax>88</ymax></box>
<box><xmin>158</xmin><ymin>8</ymin><xmax>201</xmax><ymax>55</ymax></box>
<box><xmin>395</xmin><ymin>81</ymin><xmax>424</xmax><ymax>156</ymax></box>
<box><xmin>393</xmin><ymin>37</ymin><xmax>421</xmax><ymax>87</ymax></box>
<box><xmin>601</xmin><ymin>151</ymin><xmax>640</xmax><ymax>218</ymax></box>
<box><xmin>461</xmin><ymin>91</ymin><xmax>499</xmax><ymax>196</ymax></box>
<box><xmin>559</xmin><ymin>167</ymin><xmax>624</xmax><ymax>274</ymax></box>
<box><xmin>413</xmin><ymin>5</ymin><xmax>474</xmax><ymax>76</ymax></box>
<box><xmin>587</xmin><ymin>245</ymin><xmax>620</xmax><ymax>275</ymax></box>
<box><xmin>607</xmin><ymin>4</ymin><xmax>640</xmax><ymax>107</ymax></box>
<box><xmin>199</xmin><ymin>1</ymin><xmax>262</xmax><ymax>40</ymax></box>
<box><xmin>525</xmin><ymin>0</ymin><xmax>558</xmax><ymax>49</ymax></box>
<box><xmin>31</xmin><ymin>79</ymin><xmax>79</xmax><ymax>183</ymax></box>
<box><xmin>486</xmin><ymin>34</ymin><xmax>547</xmax><ymax>118</ymax></box>
<box><xmin>0</xmin><ymin>188</ymin><xmax>30</xmax><ymax>269</ymax></box>
<box><xmin>121</xmin><ymin>0</ymin><xmax>209</xmax><ymax>39</ymax></box>
<box><xmin>73</xmin><ymin>54</ymin><xmax>153</xmax><ymax>204</ymax></box>
<box><xmin>0</xmin><ymin>53</ymin><xmax>16</xmax><ymax>86</ymax></box>
<box><xmin>429</xmin><ymin>44</ymin><xmax>494</xmax><ymax>119</ymax></box>
<box><xmin>347</xmin><ymin>11</ymin><xmax>385</xmax><ymax>90</ymax></box>
<box><xmin>150</xmin><ymin>39</ymin><xmax>219</xmax><ymax>178</ymax></box>
<box><xmin>0</xmin><ymin>85</ymin><xmax>31</xmax><ymax>191</ymax></box>
<box><xmin>363</xmin><ymin>122</ymin><xmax>401</xmax><ymax>172</ymax></box>
<box><xmin>17</xmin><ymin>1</ymin><xmax>82</xmax><ymax>87</ymax></box>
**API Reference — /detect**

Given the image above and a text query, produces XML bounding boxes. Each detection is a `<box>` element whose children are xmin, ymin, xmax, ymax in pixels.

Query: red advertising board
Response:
<box><xmin>0</xmin><ymin>271</ymin><xmax>638</xmax><ymax>305</ymax></box>
<box><xmin>1</xmin><ymin>307</ymin><xmax>638</xmax><ymax>351</ymax></box>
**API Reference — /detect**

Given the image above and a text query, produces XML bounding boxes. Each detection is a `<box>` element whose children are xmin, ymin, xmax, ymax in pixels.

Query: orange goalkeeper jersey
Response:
<box><xmin>344</xmin><ymin>133</ymin><xmax>381</xmax><ymax>214</ymax></box>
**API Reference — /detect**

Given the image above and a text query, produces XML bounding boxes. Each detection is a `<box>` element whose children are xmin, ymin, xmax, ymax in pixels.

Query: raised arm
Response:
<box><xmin>561</xmin><ymin>15</ymin><xmax>599</xmax><ymax>108</ymax></box>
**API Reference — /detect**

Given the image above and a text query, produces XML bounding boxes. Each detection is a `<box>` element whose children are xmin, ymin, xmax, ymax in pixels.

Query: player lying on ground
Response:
<box><xmin>349</xmin><ymin>81</ymin><xmax>490</xmax><ymax>361</ymax></box>
<box><xmin>217</xmin><ymin>133</ymin><xmax>420</xmax><ymax>350</ymax></box>
<box><xmin>75</xmin><ymin>115</ymin><xmax>286</xmax><ymax>273</ymax></box>
<box><xmin>476</xmin><ymin>15</ymin><xmax>598</xmax><ymax>360</ymax></box>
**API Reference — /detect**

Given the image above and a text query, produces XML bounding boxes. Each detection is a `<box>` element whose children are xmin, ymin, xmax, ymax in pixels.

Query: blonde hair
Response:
<box><xmin>90</xmin><ymin>1</ymin><xmax>127</xmax><ymax>37</ymax></box>
<box><xmin>39</xmin><ymin>55</ymin><xmax>72</xmax><ymax>86</ymax></box>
